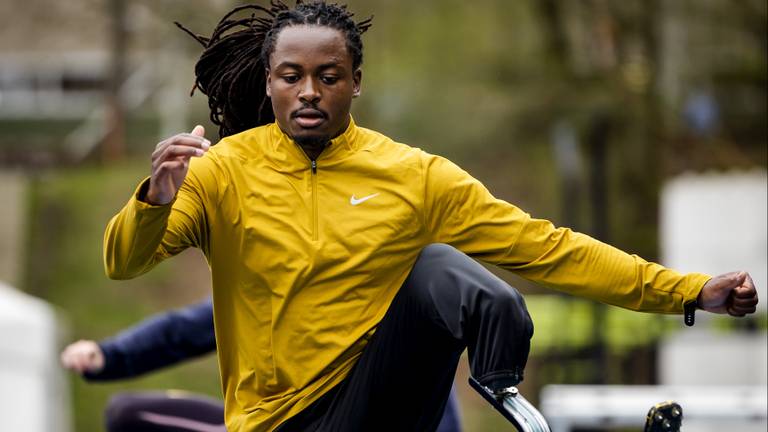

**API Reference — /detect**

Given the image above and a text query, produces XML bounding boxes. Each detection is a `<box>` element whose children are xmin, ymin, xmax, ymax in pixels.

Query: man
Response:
<box><xmin>60</xmin><ymin>299</ymin><xmax>462</xmax><ymax>432</ymax></box>
<box><xmin>104</xmin><ymin>2</ymin><xmax>758</xmax><ymax>431</ymax></box>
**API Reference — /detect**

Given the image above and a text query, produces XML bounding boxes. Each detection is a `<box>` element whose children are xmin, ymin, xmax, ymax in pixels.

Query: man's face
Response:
<box><xmin>266</xmin><ymin>25</ymin><xmax>361</xmax><ymax>151</ymax></box>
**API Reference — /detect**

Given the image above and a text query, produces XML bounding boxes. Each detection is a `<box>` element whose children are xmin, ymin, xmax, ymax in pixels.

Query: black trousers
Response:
<box><xmin>277</xmin><ymin>244</ymin><xmax>534</xmax><ymax>432</ymax></box>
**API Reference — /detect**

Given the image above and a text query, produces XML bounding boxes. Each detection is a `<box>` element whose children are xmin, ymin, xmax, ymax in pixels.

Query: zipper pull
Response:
<box><xmin>311</xmin><ymin>159</ymin><xmax>317</xmax><ymax>174</ymax></box>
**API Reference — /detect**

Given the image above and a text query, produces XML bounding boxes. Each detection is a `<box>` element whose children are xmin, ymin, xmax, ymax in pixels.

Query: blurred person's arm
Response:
<box><xmin>60</xmin><ymin>298</ymin><xmax>215</xmax><ymax>381</ymax></box>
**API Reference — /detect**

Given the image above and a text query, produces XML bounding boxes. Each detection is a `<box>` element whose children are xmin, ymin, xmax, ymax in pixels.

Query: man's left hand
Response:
<box><xmin>697</xmin><ymin>271</ymin><xmax>759</xmax><ymax>317</ymax></box>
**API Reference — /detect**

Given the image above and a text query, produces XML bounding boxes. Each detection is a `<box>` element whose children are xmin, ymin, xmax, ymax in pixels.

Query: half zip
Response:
<box><xmin>310</xmin><ymin>159</ymin><xmax>318</xmax><ymax>241</ymax></box>
<box><xmin>291</xmin><ymin>141</ymin><xmax>321</xmax><ymax>242</ymax></box>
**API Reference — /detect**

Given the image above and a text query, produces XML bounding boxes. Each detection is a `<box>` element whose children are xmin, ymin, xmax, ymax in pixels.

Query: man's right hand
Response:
<box><xmin>60</xmin><ymin>340</ymin><xmax>105</xmax><ymax>374</ymax></box>
<box><xmin>146</xmin><ymin>125</ymin><xmax>211</xmax><ymax>205</ymax></box>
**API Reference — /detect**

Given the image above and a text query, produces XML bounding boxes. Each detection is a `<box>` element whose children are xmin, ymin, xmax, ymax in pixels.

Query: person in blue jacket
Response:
<box><xmin>61</xmin><ymin>298</ymin><xmax>463</xmax><ymax>431</ymax></box>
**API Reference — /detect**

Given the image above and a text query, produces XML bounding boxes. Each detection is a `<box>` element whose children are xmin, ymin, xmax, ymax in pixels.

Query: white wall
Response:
<box><xmin>657</xmin><ymin>170</ymin><xmax>768</xmax><ymax>431</ymax></box>
<box><xmin>0</xmin><ymin>282</ymin><xmax>71</xmax><ymax>432</ymax></box>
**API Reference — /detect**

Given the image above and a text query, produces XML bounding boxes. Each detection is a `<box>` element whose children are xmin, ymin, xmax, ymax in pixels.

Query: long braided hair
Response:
<box><xmin>176</xmin><ymin>1</ymin><xmax>373</xmax><ymax>140</ymax></box>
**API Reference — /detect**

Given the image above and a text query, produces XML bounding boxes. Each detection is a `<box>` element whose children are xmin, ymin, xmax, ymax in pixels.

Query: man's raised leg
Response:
<box><xmin>278</xmin><ymin>244</ymin><xmax>537</xmax><ymax>431</ymax></box>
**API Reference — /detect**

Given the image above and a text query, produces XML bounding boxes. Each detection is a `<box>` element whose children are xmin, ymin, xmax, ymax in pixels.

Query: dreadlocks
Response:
<box><xmin>175</xmin><ymin>1</ymin><xmax>373</xmax><ymax>140</ymax></box>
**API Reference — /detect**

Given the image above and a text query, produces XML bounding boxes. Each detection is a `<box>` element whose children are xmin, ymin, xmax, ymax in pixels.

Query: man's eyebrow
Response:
<box><xmin>273</xmin><ymin>60</ymin><xmax>345</xmax><ymax>71</ymax></box>
<box><xmin>317</xmin><ymin>60</ymin><xmax>344</xmax><ymax>70</ymax></box>
<box><xmin>274</xmin><ymin>61</ymin><xmax>303</xmax><ymax>71</ymax></box>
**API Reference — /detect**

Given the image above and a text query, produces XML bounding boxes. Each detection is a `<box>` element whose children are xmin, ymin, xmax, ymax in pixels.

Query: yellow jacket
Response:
<box><xmin>104</xmin><ymin>119</ymin><xmax>709</xmax><ymax>431</ymax></box>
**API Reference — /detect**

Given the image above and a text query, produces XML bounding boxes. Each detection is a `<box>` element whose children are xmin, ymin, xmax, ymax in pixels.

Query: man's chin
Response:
<box><xmin>292</xmin><ymin>133</ymin><xmax>331</xmax><ymax>151</ymax></box>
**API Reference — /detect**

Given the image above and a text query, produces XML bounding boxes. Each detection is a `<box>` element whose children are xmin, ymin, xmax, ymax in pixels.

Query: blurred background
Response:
<box><xmin>0</xmin><ymin>0</ymin><xmax>765</xmax><ymax>430</ymax></box>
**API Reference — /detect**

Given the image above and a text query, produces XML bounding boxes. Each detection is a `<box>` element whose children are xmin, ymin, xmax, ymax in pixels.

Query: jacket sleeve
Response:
<box><xmin>103</xmin><ymin>153</ymin><xmax>220</xmax><ymax>279</ymax></box>
<box><xmin>421</xmin><ymin>153</ymin><xmax>710</xmax><ymax>314</ymax></box>
<box><xmin>84</xmin><ymin>298</ymin><xmax>216</xmax><ymax>381</ymax></box>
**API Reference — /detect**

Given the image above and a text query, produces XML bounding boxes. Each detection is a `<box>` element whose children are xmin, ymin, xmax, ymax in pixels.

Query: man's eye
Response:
<box><xmin>283</xmin><ymin>75</ymin><xmax>299</xmax><ymax>83</ymax></box>
<box><xmin>320</xmin><ymin>76</ymin><xmax>339</xmax><ymax>85</ymax></box>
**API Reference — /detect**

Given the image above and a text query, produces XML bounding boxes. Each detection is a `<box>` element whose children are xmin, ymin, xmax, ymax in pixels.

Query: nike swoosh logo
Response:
<box><xmin>350</xmin><ymin>193</ymin><xmax>379</xmax><ymax>206</ymax></box>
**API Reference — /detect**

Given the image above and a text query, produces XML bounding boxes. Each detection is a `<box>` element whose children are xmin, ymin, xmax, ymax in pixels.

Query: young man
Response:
<box><xmin>104</xmin><ymin>2</ymin><xmax>758</xmax><ymax>431</ymax></box>
<box><xmin>60</xmin><ymin>299</ymin><xmax>463</xmax><ymax>432</ymax></box>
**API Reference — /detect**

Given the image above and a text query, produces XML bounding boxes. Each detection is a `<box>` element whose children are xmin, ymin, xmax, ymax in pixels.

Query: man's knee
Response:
<box><xmin>403</xmin><ymin>243</ymin><xmax>476</xmax><ymax>303</ymax></box>
<box><xmin>409</xmin><ymin>244</ymin><xmax>533</xmax><ymax>336</ymax></box>
<box><xmin>487</xmin><ymin>283</ymin><xmax>534</xmax><ymax>339</ymax></box>
<box><xmin>416</xmin><ymin>243</ymin><xmax>471</xmax><ymax>265</ymax></box>
<box><xmin>410</xmin><ymin>243</ymin><xmax>479</xmax><ymax>282</ymax></box>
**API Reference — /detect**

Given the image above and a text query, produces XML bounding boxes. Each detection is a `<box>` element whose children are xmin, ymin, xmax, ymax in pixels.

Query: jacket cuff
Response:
<box><xmin>131</xmin><ymin>177</ymin><xmax>177</xmax><ymax>210</ymax></box>
<box><xmin>680</xmin><ymin>272</ymin><xmax>711</xmax><ymax>310</ymax></box>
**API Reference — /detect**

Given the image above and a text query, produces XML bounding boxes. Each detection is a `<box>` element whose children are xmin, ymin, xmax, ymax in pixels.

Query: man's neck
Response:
<box><xmin>293</xmin><ymin>135</ymin><xmax>330</xmax><ymax>161</ymax></box>
<box><xmin>300</xmin><ymin>143</ymin><xmax>327</xmax><ymax>161</ymax></box>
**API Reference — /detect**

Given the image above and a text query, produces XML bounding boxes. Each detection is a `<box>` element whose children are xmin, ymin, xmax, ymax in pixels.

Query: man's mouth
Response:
<box><xmin>292</xmin><ymin>109</ymin><xmax>326</xmax><ymax>129</ymax></box>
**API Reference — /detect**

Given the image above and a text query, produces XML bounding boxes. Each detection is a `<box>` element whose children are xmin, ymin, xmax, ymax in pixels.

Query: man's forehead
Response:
<box><xmin>272</xmin><ymin>25</ymin><xmax>348</xmax><ymax>55</ymax></box>
<box><xmin>271</xmin><ymin>25</ymin><xmax>352</xmax><ymax>68</ymax></box>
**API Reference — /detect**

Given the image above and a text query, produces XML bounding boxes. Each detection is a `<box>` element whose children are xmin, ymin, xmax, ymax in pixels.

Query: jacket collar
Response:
<box><xmin>269</xmin><ymin>116</ymin><xmax>359</xmax><ymax>163</ymax></box>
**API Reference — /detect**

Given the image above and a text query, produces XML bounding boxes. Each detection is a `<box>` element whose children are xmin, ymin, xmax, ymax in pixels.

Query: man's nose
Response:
<box><xmin>298</xmin><ymin>78</ymin><xmax>321</xmax><ymax>104</ymax></box>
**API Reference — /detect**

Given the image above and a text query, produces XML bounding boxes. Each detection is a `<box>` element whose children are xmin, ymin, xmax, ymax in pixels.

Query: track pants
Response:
<box><xmin>277</xmin><ymin>243</ymin><xmax>534</xmax><ymax>432</ymax></box>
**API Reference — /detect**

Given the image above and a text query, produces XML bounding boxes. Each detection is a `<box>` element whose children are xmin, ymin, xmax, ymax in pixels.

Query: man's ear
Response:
<box><xmin>265</xmin><ymin>69</ymin><xmax>272</xmax><ymax>98</ymax></box>
<box><xmin>352</xmin><ymin>69</ymin><xmax>362</xmax><ymax>98</ymax></box>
